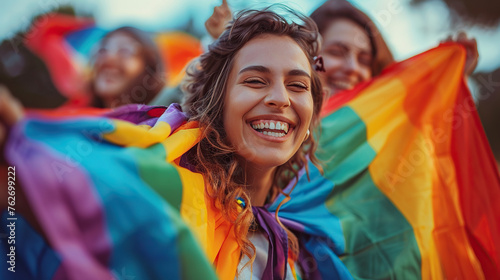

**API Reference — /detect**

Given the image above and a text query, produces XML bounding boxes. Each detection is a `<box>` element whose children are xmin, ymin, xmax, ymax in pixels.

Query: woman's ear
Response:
<box><xmin>304</xmin><ymin>129</ymin><xmax>310</xmax><ymax>142</ymax></box>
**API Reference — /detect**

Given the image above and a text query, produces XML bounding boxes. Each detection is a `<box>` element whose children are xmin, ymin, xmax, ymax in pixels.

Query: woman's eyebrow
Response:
<box><xmin>326</xmin><ymin>41</ymin><xmax>349</xmax><ymax>51</ymax></box>
<box><xmin>238</xmin><ymin>65</ymin><xmax>270</xmax><ymax>75</ymax></box>
<box><xmin>288</xmin><ymin>69</ymin><xmax>310</xmax><ymax>79</ymax></box>
<box><xmin>327</xmin><ymin>41</ymin><xmax>371</xmax><ymax>55</ymax></box>
<box><xmin>239</xmin><ymin>66</ymin><xmax>310</xmax><ymax>79</ymax></box>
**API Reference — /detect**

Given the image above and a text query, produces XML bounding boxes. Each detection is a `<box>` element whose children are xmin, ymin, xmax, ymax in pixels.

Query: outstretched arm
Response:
<box><xmin>0</xmin><ymin>85</ymin><xmax>24</xmax><ymax>151</ymax></box>
<box><xmin>0</xmin><ymin>86</ymin><xmax>45</xmax><ymax>240</ymax></box>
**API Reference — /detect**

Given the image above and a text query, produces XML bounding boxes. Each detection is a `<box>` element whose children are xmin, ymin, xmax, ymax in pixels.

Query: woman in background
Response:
<box><xmin>88</xmin><ymin>26</ymin><xmax>166</xmax><ymax>108</ymax></box>
<box><xmin>310</xmin><ymin>0</ymin><xmax>394</xmax><ymax>97</ymax></box>
<box><xmin>4</xmin><ymin>13</ymin><xmax>167</xmax><ymax>109</ymax></box>
<box><xmin>310</xmin><ymin>0</ymin><xmax>478</xmax><ymax>97</ymax></box>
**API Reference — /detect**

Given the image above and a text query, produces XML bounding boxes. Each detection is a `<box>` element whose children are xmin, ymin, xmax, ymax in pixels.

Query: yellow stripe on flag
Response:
<box><xmin>103</xmin><ymin>120</ymin><xmax>172</xmax><ymax>148</ymax></box>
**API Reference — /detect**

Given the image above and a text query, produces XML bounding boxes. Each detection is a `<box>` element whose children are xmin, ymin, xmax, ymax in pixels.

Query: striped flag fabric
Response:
<box><xmin>270</xmin><ymin>43</ymin><xmax>500</xmax><ymax>279</ymax></box>
<box><xmin>1</xmin><ymin>43</ymin><xmax>498</xmax><ymax>280</ymax></box>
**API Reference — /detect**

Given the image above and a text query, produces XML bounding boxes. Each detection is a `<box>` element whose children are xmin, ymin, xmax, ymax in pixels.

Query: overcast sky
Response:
<box><xmin>1</xmin><ymin>0</ymin><xmax>499</xmax><ymax>72</ymax></box>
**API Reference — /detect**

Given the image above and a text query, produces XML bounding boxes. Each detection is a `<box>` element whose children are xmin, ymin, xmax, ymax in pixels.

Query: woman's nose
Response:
<box><xmin>343</xmin><ymin>54</ymin><xmax>362</xmax><ymax>75</ymax></box>
<box><xmin>264</xmin><ymin>84</ymin><xmax>291</xmax><ymax>109</ymax></box>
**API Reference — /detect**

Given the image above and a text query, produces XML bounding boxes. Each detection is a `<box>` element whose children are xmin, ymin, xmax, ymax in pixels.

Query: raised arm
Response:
<box><xmin>205</xmin><ymin>0</ymin><xmax>232</xmax><ymax>39</ymax></box>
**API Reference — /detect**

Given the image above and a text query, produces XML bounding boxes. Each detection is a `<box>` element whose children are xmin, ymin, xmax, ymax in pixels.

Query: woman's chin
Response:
<box><xmin>95</xmin><ymin>86</ymin><xmax>123</xmax><ymax>100</ymax></box>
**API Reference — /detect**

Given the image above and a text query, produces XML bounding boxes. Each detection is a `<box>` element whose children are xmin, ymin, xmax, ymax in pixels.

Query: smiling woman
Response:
<box><xmin>310</xmin><ymin>0</ymin><xmax>395</xmax><ymax>96</ymax></box>
<box><xmin>182</xmin><ymin>6</ymin><xmax>330</xmax><ymax>278</ymax></box>
<box><xmin>89</xmin><ymin>26</ymin><xmax>165</xmax><ymax>108</ymax></box>
<box><xmin>223</xmin><ymin>35</ymin><xmax>314</xmax><ymax>202</ymax></box>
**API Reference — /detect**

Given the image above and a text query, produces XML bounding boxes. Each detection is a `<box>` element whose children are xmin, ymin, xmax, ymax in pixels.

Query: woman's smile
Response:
<box><xmin>223</xmin><ymin>34</ymin><xmax>313</xmax><ymax>168</ymax></box>
<box><xmin>248</xmin><ymin>118</ymin><xmax>294</xmax><ymax>143</ymax></box>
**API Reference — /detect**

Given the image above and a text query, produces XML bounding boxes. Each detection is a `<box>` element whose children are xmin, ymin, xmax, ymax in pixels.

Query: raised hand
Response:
<box><xmin>441</xmin><ymin>31</ymin><xmax>479</xmax><ymax>77</ymax></box>
<box><xmin>205</xmin><ymin>0</ymin><xmax>232</xmax><ymax>39</ymax></box>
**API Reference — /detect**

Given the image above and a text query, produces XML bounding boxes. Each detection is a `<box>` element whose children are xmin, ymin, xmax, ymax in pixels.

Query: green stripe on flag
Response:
<box><xmin>319</xmin><ymin>107</ymin><xmax>422</xmax><ymax>279</ymax></box>
<box><xmin>131</xmin><ymin>144</ymin><xmax>183</xmax><ymax>211</ymax></box>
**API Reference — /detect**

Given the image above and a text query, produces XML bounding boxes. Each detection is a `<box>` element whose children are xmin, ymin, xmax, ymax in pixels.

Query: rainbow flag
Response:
<box><xmin>1</xmin><ymin>104</ymin><xmax>218</xmax><ymax>279</ymax></box>
<box><xmin>270</xmin><ymin>43</ymin><xmax>499</xmax><ymax>279</ymax></box>
<box><xmin>1</xmin><ymin>44</ymin><xmax>498</xmax><ymax>280</ymax></box>
<box><xmin>1</xmin><ymin>102</ymin><xmax>351</xmax><ymax>279</ymax></box>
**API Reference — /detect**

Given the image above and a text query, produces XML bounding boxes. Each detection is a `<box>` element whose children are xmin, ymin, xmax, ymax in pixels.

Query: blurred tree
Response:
<box><xmin>474</xmin><ymin>68</ymin><xmax>500</xmax><ymax>163</ymax></box>
<box><xmin>411</xmin><ymin>0</ymin><xmax>500</xmax><ymax>27</ymax></box>
<box><xmin>34</xmin><ymin>5</ymin><xmax>77</xmax><ymax>18</ymax></box>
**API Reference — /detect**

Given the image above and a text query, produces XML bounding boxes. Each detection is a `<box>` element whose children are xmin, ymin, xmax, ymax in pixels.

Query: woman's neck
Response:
<box><xmin>243</xmin><ymin>163</ymin><xmax>276</xmax><ymax>207</ymax></box>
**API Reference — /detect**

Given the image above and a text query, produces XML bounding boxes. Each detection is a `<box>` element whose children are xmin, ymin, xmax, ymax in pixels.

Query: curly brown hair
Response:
<box><xmin>182</xmin><ymin>5</ymin><xmax>323</xmax><ymax>274</ymax></box>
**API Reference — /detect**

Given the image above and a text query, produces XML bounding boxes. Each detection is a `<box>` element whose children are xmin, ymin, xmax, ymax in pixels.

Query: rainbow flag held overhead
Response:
<box><xmin>269</xmin><ymin>43</ymin><xmax>500</xmax><ymax>279</ymax></box>
<box><xmin>1</xmin><ymin>43</ymin><xmax>498</xmax><ymax>280</ymax></box>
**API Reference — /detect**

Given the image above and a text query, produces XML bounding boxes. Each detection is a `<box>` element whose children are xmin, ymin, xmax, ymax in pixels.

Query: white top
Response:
<box><xmin>235</xmin><ymin>231</ymin><xmax>298</xmax><ymax>280</ymax></box>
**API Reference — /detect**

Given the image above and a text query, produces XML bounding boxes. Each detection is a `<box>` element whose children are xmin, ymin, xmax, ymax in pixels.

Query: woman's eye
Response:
<box><xmin>118</xmin><ymin>48</ymin><xmax>134</xmax><ymax>57</ymax></box>
<box><xmin>326</xmin><ymin>47</ymin><xmax>345</xmax><ymax>57</ymax></box>
<box><xmin>359</xmin><ymin>55</ymin><xmax>372</xmax><ymax>67</ymax></box>
<box><xmin>244</xmin><ymin>79</ymin><xmax>266</xmax><ymax>85</ymax></box>
<box><xmin>97</xmin><ymin>47</ymin><xmax>108</xmax><ymax>55</ymax></box>
<box><xmin>289</xmin><ymin>82</ymin><xmax>309</xmax><ymax>91</ymax></box>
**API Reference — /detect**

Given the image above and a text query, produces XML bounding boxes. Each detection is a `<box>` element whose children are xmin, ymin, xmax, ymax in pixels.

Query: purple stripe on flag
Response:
<box><xmin>253</xmin><ymin>206</ymin><xmax>289</xmax><ymax>280</ymax></box>
<box><xmin>6</xmin><ymin>122</ymin><xmax>113</xmax><ymax>280</ymax></box>
<box><xmin>104</xmin><ymin>103</ymin><xmax>187</xmax><ymax>132</ymax></box>
<box><xmin>157</xmin><ymin>103</ymin><xmax>188</xmax><ymax>130</ymax></box>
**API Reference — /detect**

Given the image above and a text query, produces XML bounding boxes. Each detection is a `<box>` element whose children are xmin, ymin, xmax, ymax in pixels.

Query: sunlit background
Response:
<box><xmin>2</xmin><ymin>0</ymin><xmax>500</xmax><ymax>71</ymax></box>
<box><xmin>1</xmin><ymin>0</ymin><xmax>500</xmax><ymax>162</ymax></box>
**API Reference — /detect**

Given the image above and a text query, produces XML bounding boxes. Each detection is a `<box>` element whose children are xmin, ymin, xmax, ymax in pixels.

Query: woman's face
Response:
<box><xmin>223</xmin><ymin>34</ymin><xmax>314</xmax><ymax>170</ymax></box>
<box><xmin>92</xmin><ymin>32</ymin><xmax>146</xmax><ymax>104</ymax></box>
<box><xmin>319</xmin><ymin>18</ymin><xmax>373</xmax><ymax>96</ymax></box>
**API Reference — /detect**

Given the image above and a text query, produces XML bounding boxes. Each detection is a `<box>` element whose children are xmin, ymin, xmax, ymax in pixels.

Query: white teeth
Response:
<box><xmin>254</xmin><ymin>130</ymin><xmax>286</xmax><ymax>138</ymax></box>
<box><xmin>251</xmin><ymin>120</ymin><xmax>290</xmax><ymax>135</ymax></box>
